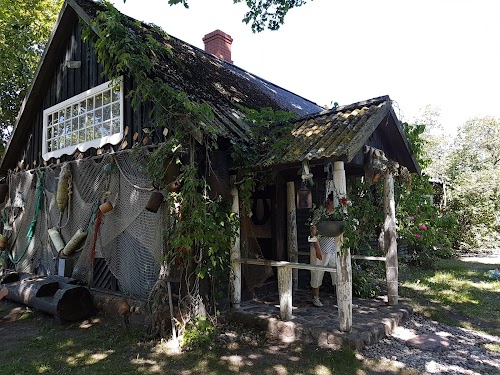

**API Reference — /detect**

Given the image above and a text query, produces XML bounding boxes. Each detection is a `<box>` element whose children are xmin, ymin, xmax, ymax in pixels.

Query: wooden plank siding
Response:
<box><xmin>14</xmin><ymin>21</ymin><xmax>155</xmax><ymax>171</ymax></box>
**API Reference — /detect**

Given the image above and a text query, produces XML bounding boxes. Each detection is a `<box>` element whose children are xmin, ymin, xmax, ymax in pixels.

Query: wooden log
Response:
<box><xmin>286</xmin><ymin>182</ymin><xmax>299</xmax><ymax>290</ymax></box>
<box><xmin>384</xmin><ymin>171</ymin><xmax>398</xmax><ymax>305</ymax></box>
<box><xmin>230</xmin><ymin>178</ymin><xmax>241</xmax><ymax>309</ymax></box>
<box><xmin>277</xmin><ymin>266</ymin><xmax>293</xmax><ymax>320</ymax></box>
<box><xmin>351</xmin><ymin>255</ymin><xmax>386</xmax><ymax>261</ymax></box>
<box><xmin>333</xmin><ymin>161</ymin><xmax>352</xmax><ymax>332</ymax></box>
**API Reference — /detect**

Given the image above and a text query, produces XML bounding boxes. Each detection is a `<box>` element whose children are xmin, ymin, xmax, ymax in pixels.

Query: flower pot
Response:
<box><xmin>145</xmin><ymin>191</ymin><xmax>164</xmax><ymax>213</ymax></box>
<box><xmin>316</xmin><ymin>220</ymin><xmax>345</xmax><ymax>237</ymax></box>
<box><xmin>99</xmin><ymin>201</ymin><xmax>113</xmax><ymax>214</ymax></box>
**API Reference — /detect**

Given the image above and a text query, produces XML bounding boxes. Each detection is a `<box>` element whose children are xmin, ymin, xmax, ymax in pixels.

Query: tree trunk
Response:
<box><xmin>286</xmin><ymin>181</ymin><xmax>298</xmax><ymax>290</ymax></box>
<box><xmin>333</xmin><ymin>161</ymin><xmax>352</xmax><ymax>332</ymax></box>
<box><xmin>384</xmin><ymin>171</ymin><xmax>398</xmax><ymax>305</ymax></box>
<box><xmin>230</xmin><ymin>177</ymin><xmax>241</xmax><ymax>308</ymax></box>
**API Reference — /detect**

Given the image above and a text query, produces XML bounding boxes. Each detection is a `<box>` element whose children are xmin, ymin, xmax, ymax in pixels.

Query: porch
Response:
<box><xmin>226</xmin><ymin>286</ymin><xmax>413</xmax><ymax>351</ymax></box>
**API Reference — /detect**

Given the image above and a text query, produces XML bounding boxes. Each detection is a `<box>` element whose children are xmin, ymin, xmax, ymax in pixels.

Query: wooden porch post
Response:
<box><xmin>286</xmin><ymin>181</ymin><xmax>299</xmax><ymax>290</ymax></box>
<box><xmin>334</xmin><ymin>161</ymin><xmax>352</xmax><ymax>332</ymax></box>
<box><xmin>230</xmin><ymin>178</ymin><xmax>241</xmax><ymax>308</ymax></box>
<box><xmin>384</xmin><ymin>170</ymin><xmax>398</xmax><ymax>305</ymax></box>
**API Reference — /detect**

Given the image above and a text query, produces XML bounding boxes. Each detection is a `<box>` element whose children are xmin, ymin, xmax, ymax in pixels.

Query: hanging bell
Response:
<box><xmin>296</xmin><ymin>184</ymin><xmax>312</xmax><ymax>209</ymax></box>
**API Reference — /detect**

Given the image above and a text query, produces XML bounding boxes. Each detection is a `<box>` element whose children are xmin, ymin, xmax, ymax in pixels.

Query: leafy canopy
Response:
<box><xmin>0</xmin><ymin>0</ymin><xmax>63</xmax><ymax>146</ymax></box>
<box><xmin>127</xmin><ymin>0</ymin><xmax>310</xmax><ymax>32</ymax></box>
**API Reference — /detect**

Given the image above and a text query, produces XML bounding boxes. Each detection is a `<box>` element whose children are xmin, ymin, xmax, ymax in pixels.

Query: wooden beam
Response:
<box><xmin>286</xmin><ymin>182</ymin><xmax>299</xmax><ymax>290</ymax></box>
<box><xmin>277</xmin><ymin>267</ymin><xmax>293</xmax><ymax>320</ymax></box>
<box><xmin>384</xmin><ymin>171</ymin><xmax>398</xmax><ymax>305</ymax></box>
<box><xmin>334</xmin><ymin>161</ymin><xmax>352</xmax><ymax>332</ymax></box>
<box><xmin>230</xmin><ymin>178</ymin><xmax>241</xmax><ymax>309</ymax></box>
<box><xmin>351</xmin><ymin>255</ymin><xmax>386</xmax><ymax>261</ymax></box>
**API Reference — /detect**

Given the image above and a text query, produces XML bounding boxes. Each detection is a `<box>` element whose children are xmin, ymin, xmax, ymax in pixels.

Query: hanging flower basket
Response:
<box><xmin>316</xmin><ymin>220</ymin><xmax>345</xmax><ymax>237</ymax></box>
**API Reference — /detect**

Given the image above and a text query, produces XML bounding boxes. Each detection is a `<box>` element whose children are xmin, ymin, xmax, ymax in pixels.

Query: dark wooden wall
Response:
<box><xmin>13</xmin><ymin>19</ymin><xmax>157</xmax><ymax>171</ymax></box>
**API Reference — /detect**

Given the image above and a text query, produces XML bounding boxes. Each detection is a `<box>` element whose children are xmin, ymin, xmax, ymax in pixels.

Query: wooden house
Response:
<box><xmin>0</xmin><ymin>0</ymin><xmax>418</xmax><ymax>327</ymax></box>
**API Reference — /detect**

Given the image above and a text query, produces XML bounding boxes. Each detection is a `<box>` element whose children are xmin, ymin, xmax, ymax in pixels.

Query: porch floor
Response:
<box><xmin>225</xmin><ymin>286</ymin><xmax>413</xmax><ymax>351</ymax></box>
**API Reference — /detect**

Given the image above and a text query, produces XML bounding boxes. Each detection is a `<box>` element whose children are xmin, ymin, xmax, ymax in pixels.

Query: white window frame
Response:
<box><xmin>42</xmin><ymin>78</ymin><xmax>124</xmax><ymax>161</ymax></box>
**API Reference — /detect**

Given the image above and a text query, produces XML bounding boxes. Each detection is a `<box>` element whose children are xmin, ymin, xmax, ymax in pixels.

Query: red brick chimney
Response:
<box><xmin>203</xmin><ymin>30</ymin><xmax>233</xmax><ymax>63</ymax></box>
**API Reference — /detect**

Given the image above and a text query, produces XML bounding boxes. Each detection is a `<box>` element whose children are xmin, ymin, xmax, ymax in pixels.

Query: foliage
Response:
<box><xmin>351</xmin><ymin>261</ymin><xmax>383</xmax><ymax>298</ymax></box>
<box><xmin>230</xmin><ymin>106</ymin><xmax>297</xmax><ymax>169</ymax></box>
<box><xmin>446</xmin><ymin>117</ymin><xmax>500</xmax><ymax>250</ymax></box>
<box><xmin>166</xmin><ymin>164</ymin><xmax>239</xmax><ymax>281</ymax></box>
<box><xmin>83</xmin><ymin>1</ymin><xmax>240</xmax><ymax>336</ymax></box>
<box><xmin>180</xmin><ymin>315</ymin><xmax>217</xmax><ymax>350</ymax></box>
<box><xmin>0</xmin><ymin>0</ymin><xmax>63</xmax><ymax>150</ymax></box>
<box><xmin>164</xmin><ymin>0</ymin><xmax>310</xmax><ymax>32</ymax></box>
<box><xmin>398</xmin><ymin>119</ymin><xmax>459</xmax><ymax>267</ymax></box>
<box><xmin>82</xmin><ymin>1</ymin><xmax>216</xmax><ymax>146</ymax></box>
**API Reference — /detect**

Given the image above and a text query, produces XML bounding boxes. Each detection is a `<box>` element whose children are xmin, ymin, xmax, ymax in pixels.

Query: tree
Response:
<box><xmin>446</xmin><ymin>117</ymin><xmax>500</xmax><ymax>250</ymax></box>
<box><xmin>0</xmin><ymin>0</ymin><xmax>63</xmax><ymax>151</ymax></box>
<box><xmin>411</xmin><ymin>105</ymin><xmax>453</xmax><ymax>181</ymax></box>
<box><xmin>153</xmin><ymin>0</ymin><xmax>310</xmax><ymax>32</ymax></box>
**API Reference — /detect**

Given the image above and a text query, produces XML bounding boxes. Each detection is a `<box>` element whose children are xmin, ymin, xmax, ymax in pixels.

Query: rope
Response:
<box><xmin>9</xmin><ymin>170</ymin><xmax>45</xmax><ymax>265</ymax></box>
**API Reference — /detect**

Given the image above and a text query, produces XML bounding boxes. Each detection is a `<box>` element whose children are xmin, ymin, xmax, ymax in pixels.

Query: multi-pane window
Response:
<box><xmin>42</xmin><ymin>79</ymin><xmax>123</xmax><ymax>160</ymax></box>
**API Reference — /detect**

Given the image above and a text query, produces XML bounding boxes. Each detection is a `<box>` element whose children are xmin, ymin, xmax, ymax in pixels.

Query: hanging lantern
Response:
<box><xmin>296</xmin><ymin>183</ymin><xmax>312</xmax><ymax>209</ymax></box>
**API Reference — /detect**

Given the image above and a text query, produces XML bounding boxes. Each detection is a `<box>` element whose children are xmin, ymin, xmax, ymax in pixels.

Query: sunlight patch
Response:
<box><xmin>312</xmin><ymin>364</ymin><xmax>332</xmax><ymax>375</ymax></box>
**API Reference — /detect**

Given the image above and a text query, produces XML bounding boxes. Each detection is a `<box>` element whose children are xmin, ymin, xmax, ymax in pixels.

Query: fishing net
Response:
<box><xmin>240</xmin><ymin>216</ymin><xmax>273</xmax><ymax>291</ymax></box>
<box><xmin>3</xmin><ymin>151</ymin><xmax>163</xmax><ymax>299</ymax></box>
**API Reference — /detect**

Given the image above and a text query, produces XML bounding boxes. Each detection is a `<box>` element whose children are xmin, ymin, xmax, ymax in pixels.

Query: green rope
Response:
<box><xmin>9</xmin><ymin>170</ymin><xmax>45</xmax><ymax>265</ymax></box>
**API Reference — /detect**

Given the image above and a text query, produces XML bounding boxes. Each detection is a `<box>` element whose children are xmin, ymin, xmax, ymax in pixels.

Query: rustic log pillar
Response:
<box><xmin>333</xmin><ymin>161</ymin><xmax>352</xmax><ymax>332</ymax></box>
<box><xmin>384</xmin><ymin>170</ymin><xmax>398</xmax><ymax>305</ymax></box>
<box><xmin>277</xmin><ymin>266</ymin><xmax>293</xmax><ymax>320</ymax></box>
<box><xmin>230</xmin><ymin>177</ymin><xmax>241</xmax><ymax>309</ymax></box>
<box><xmin>286</xmin><ymin>182</ymin><xmax>299</xmax><ymax>290</ymax></box>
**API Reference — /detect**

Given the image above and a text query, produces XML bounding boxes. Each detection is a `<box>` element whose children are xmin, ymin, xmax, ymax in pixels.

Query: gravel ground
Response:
<box><xmin>361</xmin><ymin>313</ymin><xmax>500</xmax><ymax>375</ymax></box>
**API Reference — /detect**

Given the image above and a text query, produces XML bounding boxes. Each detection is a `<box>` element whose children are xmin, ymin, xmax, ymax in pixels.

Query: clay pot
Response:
<box><xmin>99</xmin><ymin>201</ymin><xmax>113</xmax><ymax>214</ymax></box>
<box><xmin>316</xmin><ymin>220</ymin><xmax>345</xmax><ymax>237</ymax></box>
<box><xmin>145</xmin><ymin>191</ymin><xmax>164</xmax><ymax>213</ymax></box>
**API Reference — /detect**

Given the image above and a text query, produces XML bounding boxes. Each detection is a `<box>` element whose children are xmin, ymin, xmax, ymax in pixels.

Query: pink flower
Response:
<box><xmin>419</xmin><ymin>224</ymin><xmax>427</xmax><ymax>231</ymax></box>
<box><xmin>415</xmin><ymin>233</ymin><xmax>421</xmax><ymax>239</ymax></box>
<box><xmin>410</xmin><ymin>216</ymin><xmax>415</xmax><ymax>221</ymax></box>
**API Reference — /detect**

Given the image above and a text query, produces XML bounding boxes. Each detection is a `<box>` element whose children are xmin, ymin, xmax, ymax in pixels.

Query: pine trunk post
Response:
<box><xmin>230</xmin><ymin>177</ymin><xmax>241</xmax><ymax>309</ymax></box>
<box><xmin>286</xmin><ymin>181</ymin><xmax>299</xmax><ymax>290</ymax></box>
<box><xmin>384</xmin><ymin>170</ymin><xmax>398</xmax><ymax>305</ymax></box>
<box><xmin>277</xmin><ymin>266</ymin><xmax>293</xmax><ymax>320</ymax></box>
<box><xmin>333</xmin><ymin>161</ymin><xmax>352</xmax><ymax>332</ymax></box>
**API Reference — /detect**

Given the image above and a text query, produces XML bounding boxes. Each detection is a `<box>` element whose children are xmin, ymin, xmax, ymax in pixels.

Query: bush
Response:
<box><xmin>180</xmin><ymin>316</ymin><xmax>217</xmax><ymax>350</ymax></box>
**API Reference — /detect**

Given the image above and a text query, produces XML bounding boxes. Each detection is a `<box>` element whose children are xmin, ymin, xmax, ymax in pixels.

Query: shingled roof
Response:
<box><xmin>260</xmin><ymin>96</ymin><xmax>420</xmax><ymax>173</ymax></box>
<box><xmin>74</xmin><ymin>0</ymin><xmax>322</xmax><ymax>139</ymax></box>
<box><xmin>1</xmin><ymin>0</ymin><xmax>419</xmax><ymax>175</ymax></box>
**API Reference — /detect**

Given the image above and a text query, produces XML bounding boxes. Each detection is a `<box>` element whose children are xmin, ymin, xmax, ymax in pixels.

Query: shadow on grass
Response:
<box><xmin>400</xmin><ymin>259</ymin><xmax>500</xmax><ymax>336</ymax></box>
<box><xmin>0</xmin><ymin>299</ymin><xmax>422</xmax><ymax>375</ymax></box>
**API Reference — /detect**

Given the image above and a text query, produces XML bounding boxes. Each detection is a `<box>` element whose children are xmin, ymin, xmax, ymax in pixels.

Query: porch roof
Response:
<box><xmin>259</xmin><ymin>96</ymin><xmax>420</xmax><ymax>173</ymax></box>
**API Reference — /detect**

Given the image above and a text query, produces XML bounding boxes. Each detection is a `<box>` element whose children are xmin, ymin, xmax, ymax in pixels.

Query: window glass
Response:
<box><xmin>43</xmin><ymin>79</ymin><xmax>123</xmax><ymax>160</ymax></box>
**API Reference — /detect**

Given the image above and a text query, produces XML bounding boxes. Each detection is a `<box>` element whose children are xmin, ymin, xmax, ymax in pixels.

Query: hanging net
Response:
<box><xmin>3</xmin><ymin>151</ymin><xmax>163</xmax><ymax>299</ymax></box>
<box><xmin>240</xmin><ymin>216</ymin><xmax>273</xmax><ymax>292</ymax></box>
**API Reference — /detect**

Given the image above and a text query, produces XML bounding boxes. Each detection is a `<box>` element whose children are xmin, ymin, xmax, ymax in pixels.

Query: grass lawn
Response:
<box><xmin>0</xmin><ymin>256</ymin><xmax>497</xmax><ymax>374</ymax></box>
<box><xmin>399</xmin><ymin>257</ymin><xmax>500</xmax><ymax>336</ymax></box>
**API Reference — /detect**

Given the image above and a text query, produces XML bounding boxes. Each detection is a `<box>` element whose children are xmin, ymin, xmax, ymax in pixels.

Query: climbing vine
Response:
<box><xmin>82</xmin><ymin>1</ymin><xmax>240</xmax><ymax>339</ymax></box>
<box><xmin>82</xmin><ymin>1</ymin><xmax>305</xmax><ymax>341</ymax></box>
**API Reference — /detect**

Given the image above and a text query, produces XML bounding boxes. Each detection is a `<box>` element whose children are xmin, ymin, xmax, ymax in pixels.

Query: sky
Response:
<box><xmin>113</xmin><ymin>0</ymin><xmax>500</xmax><ymax>136</ymax></box>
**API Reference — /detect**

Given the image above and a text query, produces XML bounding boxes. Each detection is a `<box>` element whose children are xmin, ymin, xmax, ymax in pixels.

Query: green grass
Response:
<box><xmin>400</xmin><ymin>258</ymin><xmax>500</xmax><ymax>336</ymax></box>
<box><xmin>1</xmin><ymin>257</ymin><xmax>497</xmax><ymax>374</ymax></box>
<box><xmin>0</xmin><ymin>303</ymin><xmax>419</xmax><ymax>375</ymax></box>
